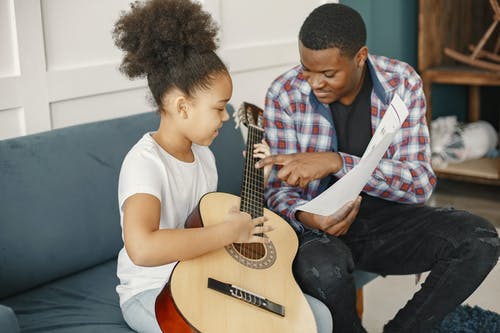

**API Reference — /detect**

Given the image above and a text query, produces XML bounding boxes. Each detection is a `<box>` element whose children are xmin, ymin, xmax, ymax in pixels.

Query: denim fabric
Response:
<box><xmin>121</xmin><ymin>288</ymin><xmax>332</xmax><ymax>333</ymax></box>
<box><xmin>293</xmin><ymin>193</ymin><xmax>500</xmax><ymax>333</ymax></box>
<box><xmin>304</xmin><ymin>294</ymin><xmax>333</xmax><ymax>333</ymax></box>
<box><xmin>122</xmin><ymin>288</ymin><xmax>162</xmax><ymax>333</ymax></box>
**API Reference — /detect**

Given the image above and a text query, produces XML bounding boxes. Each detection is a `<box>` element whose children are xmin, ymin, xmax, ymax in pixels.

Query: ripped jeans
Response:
<box><xmin>293</xmin><ymin>193</ymin><xmax>500</xmax><ymax>333</ymax></box>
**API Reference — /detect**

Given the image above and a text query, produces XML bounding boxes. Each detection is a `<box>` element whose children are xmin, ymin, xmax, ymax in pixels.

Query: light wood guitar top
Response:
<box><xmin>169</xmin><ymin>192</ymin><xmax>317</xmax><ymax>333</ymax></box>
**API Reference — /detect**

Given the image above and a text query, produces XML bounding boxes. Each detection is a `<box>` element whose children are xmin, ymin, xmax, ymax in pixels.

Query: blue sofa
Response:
<box><xmin>0</xmin><ymin>109</ymin><xmax>376</xmax><ymax>332</ymax></box>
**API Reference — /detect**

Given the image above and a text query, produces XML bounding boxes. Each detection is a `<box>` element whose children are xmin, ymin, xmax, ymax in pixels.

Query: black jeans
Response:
<box><xmin>292</xmin><ymin>193</ymin><xmax>500</xmax><ymax>333</ymax></box>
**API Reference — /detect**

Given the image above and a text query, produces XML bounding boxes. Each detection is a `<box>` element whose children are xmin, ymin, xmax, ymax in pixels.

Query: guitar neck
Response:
<box><xmin>240</xmin><ymin>125</ymin><xmax>264</xmax><ymax>219</ymax></box>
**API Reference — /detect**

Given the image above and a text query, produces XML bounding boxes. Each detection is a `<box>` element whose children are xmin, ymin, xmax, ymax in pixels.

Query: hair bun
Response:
<box><xmin>113</xmin><ymin>0</ymin><xmax>219</xmax><ymax>79</ymax></box>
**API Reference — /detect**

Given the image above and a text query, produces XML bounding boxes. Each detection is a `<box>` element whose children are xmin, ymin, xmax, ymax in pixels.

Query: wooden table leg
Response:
<box><xmin>356</xmin><ymin>287</ymin><xmax>364</xmax><ymax>319</ymax></box>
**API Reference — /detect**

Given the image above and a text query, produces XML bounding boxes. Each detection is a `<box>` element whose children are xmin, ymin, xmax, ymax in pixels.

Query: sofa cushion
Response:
<box><xmin>0</xmin><ymin>112</ymin><xmax>160</xmax><ymax>298</ymax></box>
<box><xmin>2</xmin><ymin>260</ymin><xmax>133</xmax><ymax>333</ymax></box>
<box><xmin>0</xmin><ymin>304</ymin><xmax>19</xmax><ymax>333</ymax></box>
<box><xmin>1</xmin><ymin>260</ymin><xmax>375</xmax><ymax>333</ymax></box>
<box><xmin>0</xmin><ymin>108</ymin><xmax>245</xmax><ymax>300</ymax></box>
<box><xmin>212</xmin><ymin>104</ymin><xmax>245</xmax><ymax>194</ymax></box>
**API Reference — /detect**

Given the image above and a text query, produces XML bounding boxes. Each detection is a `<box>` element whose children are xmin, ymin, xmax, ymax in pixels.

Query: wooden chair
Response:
<box><xmin>444</xmin><ymin>0</ymin><xmax>500</xmax><ymax>72</ymax></box>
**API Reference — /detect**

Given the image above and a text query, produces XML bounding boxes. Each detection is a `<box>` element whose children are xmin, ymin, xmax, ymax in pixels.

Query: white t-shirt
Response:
<box><xmin>116</xmin><ymin>132</ymin><xmax>217</xmax><ymax>306</ymax></box>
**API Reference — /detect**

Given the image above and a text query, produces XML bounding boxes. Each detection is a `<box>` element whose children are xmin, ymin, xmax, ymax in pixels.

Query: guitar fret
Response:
<box><xmin>240</xmin><ymin>125</ymin><xmax>264</xmax><ymax>219</ymax></box>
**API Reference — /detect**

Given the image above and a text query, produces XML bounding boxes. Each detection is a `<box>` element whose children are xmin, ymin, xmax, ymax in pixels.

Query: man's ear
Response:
<box><xmin>356</xmin><ymin>46</ymin><xmax>369</xmax><ymax>68</ymax></box>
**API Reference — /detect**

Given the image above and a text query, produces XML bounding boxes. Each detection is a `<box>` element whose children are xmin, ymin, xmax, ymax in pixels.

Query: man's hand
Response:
<box><xmin>297</xmin><ymin>196</ymin><xmax>362</xmax><ymax>236</ymax></box>
<box><xmin>255</xmin><ymin>152</ymin><xmax>343</xmax><ymax>187</ymax></box>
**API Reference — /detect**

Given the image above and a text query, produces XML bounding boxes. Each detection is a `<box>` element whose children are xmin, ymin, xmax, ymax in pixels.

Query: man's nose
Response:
<box><xmin>309</xmin><ymin>74</ymin><xmax>324</xmax><ymax>89</ymax></box>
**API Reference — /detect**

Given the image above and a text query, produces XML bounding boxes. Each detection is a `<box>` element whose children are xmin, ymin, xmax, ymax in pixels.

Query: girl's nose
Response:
<box><xmin>222</xmin><ymin>107</ymin><xmax>230</xmax><ymax>122</ymax></box>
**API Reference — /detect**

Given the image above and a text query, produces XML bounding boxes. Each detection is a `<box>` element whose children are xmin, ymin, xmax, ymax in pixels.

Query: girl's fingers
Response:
<box><xmin>248</xmin><ymin>235</ymin><xmax>270</xmax><ymax>244</ymax></box>
<box><xmin>253</xmin><ymin>152</ymin><xmax>267</xmax><ymax>159</ymax></box>
<box><xmin>253</xmin><ymin>143</ymin><xmax>270</xmax><ymax>155</ymax></box>
<box><xmin>252</xmin><ymin>216</ymin><xmax>268</xmax><ymax>226</ymax></box>
<box><xmin>253</xmin><ymin>225</ymin><xmax>274</xmax><ymax>234</ymax></box>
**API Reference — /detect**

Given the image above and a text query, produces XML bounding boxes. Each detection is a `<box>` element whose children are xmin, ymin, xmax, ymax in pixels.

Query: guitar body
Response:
<box><xmin>155</xmin><ymin>192</ymin><xmax>317</xmax><ymax>333</ymax></box>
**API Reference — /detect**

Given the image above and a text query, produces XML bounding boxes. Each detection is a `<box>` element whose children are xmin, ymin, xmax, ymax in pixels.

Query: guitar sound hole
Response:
<box><xmin>233</xmin><ymin>243</ymin><xmax>265</xmax><ymax>260</ymax></box>
<box><xmin>225</xmin><ymin>240</ymin><xmax>276</xmax><ymax>269</ymax></box>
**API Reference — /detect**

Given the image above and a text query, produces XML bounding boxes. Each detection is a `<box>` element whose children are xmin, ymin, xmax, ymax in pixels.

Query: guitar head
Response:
<box><xmin>235</xmin><ymin>102</ymin><xmax>264</xmax><ymax>129</ymax></box>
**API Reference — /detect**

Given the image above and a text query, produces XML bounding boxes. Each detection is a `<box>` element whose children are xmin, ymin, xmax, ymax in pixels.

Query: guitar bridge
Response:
<box><xmin>207</xmin><ymin>277</ymin><xmax>285</xmax><ymax>317</ymax></box>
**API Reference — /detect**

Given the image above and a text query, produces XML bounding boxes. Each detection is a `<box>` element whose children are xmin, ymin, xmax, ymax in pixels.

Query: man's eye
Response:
<box><xmin>324</xmin><ymin>72</ymin><xmax>335</xmax><ymax>78</ymax></box>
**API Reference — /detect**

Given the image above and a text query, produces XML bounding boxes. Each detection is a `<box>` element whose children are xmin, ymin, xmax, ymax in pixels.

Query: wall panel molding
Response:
<box><xmin>0</xmin><ymin>1</ymin><xmax>330</xmax><ymax>140</ymax></box>
<box><xmin>0</xmin><ymin>0</ymin><xmax>20</xmax><ymax>77</ymax></box>
<box><xmin>0</xmin><ymin>76</ymin><xmax>21</xmax><ymax>110</ymax></box>
<box><xmin>47</xmin><ymin>63</ymin><xmax>146</xmax><ymax>102</ymax></box>
<box><xmin>220</xmin><ymin>40</ymin><xmax>298</xmax><ymax>74</ymax></box>
<box><xmin>13</xmin><ymin>0</ymin><xmax>51</xmax><ymax>134</ymax></box>
<box><xmin>0</xmin><ymin>107</ymin><xmax>25</xmax><ymax>139</ymax></box>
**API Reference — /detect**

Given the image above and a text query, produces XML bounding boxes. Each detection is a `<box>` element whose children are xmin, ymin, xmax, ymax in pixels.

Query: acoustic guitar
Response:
<box><xmin>155</xmin><ymin>102</ymin><xmax>316</xmax><ymax>333</ymax></box>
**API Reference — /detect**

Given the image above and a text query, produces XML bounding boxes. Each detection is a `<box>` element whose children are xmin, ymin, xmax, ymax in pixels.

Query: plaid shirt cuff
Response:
<box><xmin>333</xmin><ymin>152</ymin><xmax>360</xmax><ymax>178</ymax></box>
<box><xmin>286</xmin><ymin>199</ymin><xmax>310</xmax><ymax>233</ymax></box>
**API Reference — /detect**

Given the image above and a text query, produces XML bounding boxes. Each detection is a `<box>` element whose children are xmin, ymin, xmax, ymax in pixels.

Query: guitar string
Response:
<box><xmin>241</xmin><ymin>125</ymin><xmax>253</xmax><ymax>258</ymax></box>
<box><xmin>249</xmin><ymin>125</ymin><xmax>258</xmax><ymax>258</ymax></box>
<box><xmin>241</xmin><ymin>125</ymin><xmax>264</xmax><ymax>259</ymax></box>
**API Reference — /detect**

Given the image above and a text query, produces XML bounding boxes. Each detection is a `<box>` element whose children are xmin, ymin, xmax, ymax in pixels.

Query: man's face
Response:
<box><xmin>299</xmin><ymin>42</ymin><xmax>366</xmax><ymax>105</ymax></box>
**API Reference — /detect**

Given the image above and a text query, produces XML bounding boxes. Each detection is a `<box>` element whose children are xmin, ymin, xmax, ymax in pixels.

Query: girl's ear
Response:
<box><xmin>175</xmin><ymin>96</ymin><xmax>190</xmax><ymax>119</ymax></box>
<box><xmin>159</xmin><ymin>88</ymin><xmax>190</xmax><ymax>118</ymax></box>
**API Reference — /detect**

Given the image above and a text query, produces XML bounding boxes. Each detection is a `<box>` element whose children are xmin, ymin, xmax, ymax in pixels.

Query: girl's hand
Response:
<box><xmin>224</xmin><ymin>206</ymin><xmax>273</xmax><ymax>244</ymax></box>
<box><xmin>253</xmin><ymin>139</ymin><xmax>272</xmax><ymax>184</ymax></box>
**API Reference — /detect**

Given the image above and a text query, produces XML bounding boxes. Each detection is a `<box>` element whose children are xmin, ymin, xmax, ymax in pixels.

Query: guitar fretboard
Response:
<box><xmin>240</xmin><ymin>124</ymin><xmax>264</xmax><ymax>219</ymax></box>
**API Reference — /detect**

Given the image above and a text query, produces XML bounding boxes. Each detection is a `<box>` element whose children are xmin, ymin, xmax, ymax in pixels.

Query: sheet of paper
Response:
<box><xmin>297</xmin><ymin>94</ymin><xmax>409</xmax><ymax>216</ymax></box>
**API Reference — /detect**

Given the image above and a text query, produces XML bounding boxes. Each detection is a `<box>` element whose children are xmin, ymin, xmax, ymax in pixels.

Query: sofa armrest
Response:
<box><xmin>0</xmin><ymin>304</ymin><xmax>20</xmax><ymax>333</ymax></box>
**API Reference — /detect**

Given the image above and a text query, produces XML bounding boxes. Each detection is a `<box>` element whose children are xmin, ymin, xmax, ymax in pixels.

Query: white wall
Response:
<box><xmin>0</xmin><ymin>0</ymin><xmax>330</xmax><ymax>140</ymax></box>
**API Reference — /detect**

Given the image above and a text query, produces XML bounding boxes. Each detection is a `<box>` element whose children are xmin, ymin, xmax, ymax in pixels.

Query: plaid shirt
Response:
<box><xmin>264</xmin><ymin>54</ymin><xmax>437</xmax><ymax>233</ymax></box>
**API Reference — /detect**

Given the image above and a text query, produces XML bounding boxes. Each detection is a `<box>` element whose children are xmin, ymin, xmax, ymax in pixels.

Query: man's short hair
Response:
<box><xmin>299</xmin><ymin>3</ymin><xmax>366</xmax><ymax>58</ymax></box>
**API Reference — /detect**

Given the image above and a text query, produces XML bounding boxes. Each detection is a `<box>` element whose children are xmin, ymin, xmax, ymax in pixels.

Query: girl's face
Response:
<box><xmin>185</xmin><ymin>72</ymin><xmax>233</xmax><ymax>146</ymax></box>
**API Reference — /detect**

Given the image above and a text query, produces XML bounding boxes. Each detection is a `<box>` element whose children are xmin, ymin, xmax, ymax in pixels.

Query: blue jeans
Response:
<box><xmin>121</xmin><ymin>288</ymin><xmax>332</xmax><ymax>333</ymax></box>
<box><xmin>292</xmin><ymin>193</ymin><xmax>500</xmax><ymax>333</ymax></box>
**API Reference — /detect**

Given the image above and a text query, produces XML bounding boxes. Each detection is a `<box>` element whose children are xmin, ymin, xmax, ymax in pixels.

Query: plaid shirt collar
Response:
<box><xmin>302</xmin><ymin>54</ymin><xmax>401</xmax><ymax>109</ymax></box>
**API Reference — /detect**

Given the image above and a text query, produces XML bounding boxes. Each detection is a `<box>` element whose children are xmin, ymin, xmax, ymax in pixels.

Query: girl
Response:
<box><xmin>112</xmin><ymin>1</ymin><xmax>332</xmax><ymax>332</ymax></box>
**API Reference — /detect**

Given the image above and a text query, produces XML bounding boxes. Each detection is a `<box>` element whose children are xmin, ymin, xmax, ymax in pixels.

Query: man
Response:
<box><xmin>256</xmin><ymin>3</ymin><xmax>500</xmax><ymax>333</ymax></box>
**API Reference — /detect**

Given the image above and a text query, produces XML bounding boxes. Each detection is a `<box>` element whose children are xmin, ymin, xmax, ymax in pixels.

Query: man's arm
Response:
<box><xmin>263</xmin><ymin>83</ymin><xmax>361</xmax><ymax>235</ymax></box>
<box><xmin>334</xmin><ymin>78</ymin><xmax>436</xmax><ymax>204</ymax></box>
<box><xmin>263</xmin><ymin>88</ymin><xmax>310</xmax><ymax>232</ymax></box>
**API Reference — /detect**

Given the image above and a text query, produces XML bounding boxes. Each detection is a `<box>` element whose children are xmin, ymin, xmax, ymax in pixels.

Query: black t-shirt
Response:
<box><xmin>329</xmin><ymin>68</ymin><xmax>373</xmax><ymax>157</ymax></box>
<box><xmin>328</xmin><ymin>69</ymin><xmax>389</xmax><ymax>206</ymax></box>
